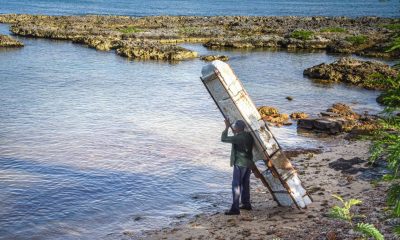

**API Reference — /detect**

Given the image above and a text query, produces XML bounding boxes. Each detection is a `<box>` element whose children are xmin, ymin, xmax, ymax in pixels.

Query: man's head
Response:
<box><xmin>233</xmin><ymin>120</ymin><xmax>246</xmax><ymax>133</ymax></box>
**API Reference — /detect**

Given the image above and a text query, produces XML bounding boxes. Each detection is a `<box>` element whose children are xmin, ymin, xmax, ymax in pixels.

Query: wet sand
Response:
<box><xmin>143</xmin><ymin>138</ymin><xmax>394</xmax><ymax>240</ymax></box>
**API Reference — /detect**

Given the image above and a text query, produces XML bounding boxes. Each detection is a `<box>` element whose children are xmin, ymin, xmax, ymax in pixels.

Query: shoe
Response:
<box><xmin>240</xmin><ymin>205</ymin><xmax>252</xmax><ymax>211</ymax></box>
<box><xmin>224</xmin><ymin>210</ymin><xmax>240</xmax><ymax>215</ymax></box>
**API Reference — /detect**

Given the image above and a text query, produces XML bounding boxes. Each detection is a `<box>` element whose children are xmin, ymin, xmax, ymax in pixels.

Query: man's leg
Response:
<box><xmin>230</xmin><ymin>165</ymin><xmax>241</xmax><ymax>213</ymax></box>
<box><xmin>241</xmin><ymin>167</ymin><xmax>251</xmax><ymax>209</ymax></box>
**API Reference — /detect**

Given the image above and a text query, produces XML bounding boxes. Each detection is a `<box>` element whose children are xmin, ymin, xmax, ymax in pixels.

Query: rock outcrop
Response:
<box><xmin>0</xmin><ymin>34</ymin><xmax>23</xmax><ymax>47</ymax></box>
<box><xmin>297</xmin><ymin>103</ymin><xmax>378</xmax><ymax>135</ymax></box>
<box><xmin>1</xmin><ymin>14</ymin><xmax>399</xmax><ymax>60</ymax></box>
<box><xmin>200</xmin><ymin>55</ymin><xmax>229</xmax><ymax>62</ymax></box>
<box><xmin>304</xmin><ymin>57</ymin><xmax>399</xmax><ymax>89</ymax></box>
<box><xmin>116</xmin><ymin>41</ymin><xmax>197</xmax><ymax>60</ymax></box>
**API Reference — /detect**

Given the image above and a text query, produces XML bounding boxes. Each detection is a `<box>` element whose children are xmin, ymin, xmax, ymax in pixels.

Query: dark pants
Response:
<box><xmin>231</xmin><ymin>165</ymin><xmax>251</xmax><ymax>212</ymax></box>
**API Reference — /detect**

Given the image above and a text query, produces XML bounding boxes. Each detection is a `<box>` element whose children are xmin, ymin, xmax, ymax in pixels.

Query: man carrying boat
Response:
<box><xmin>221</xmin><ymin>119</ymin><xmax>254</xmax><ymax>215</ymax></box>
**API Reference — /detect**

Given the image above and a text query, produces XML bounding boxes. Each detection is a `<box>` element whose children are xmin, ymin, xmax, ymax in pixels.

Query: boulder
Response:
<box><xmin>298</xmin><ymin>118</ymin><xmax>344</xmax><ymax>134</ymax></box>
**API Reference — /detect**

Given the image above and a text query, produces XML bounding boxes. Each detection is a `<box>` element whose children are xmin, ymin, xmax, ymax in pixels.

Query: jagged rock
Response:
<box><xmin>326</xmin><ymin>103</ymin><xmax>360</xmax><ymax>120</ymax></box>
<box><xmin>258</xmin><ymin>106</ymin><xmax>279</xmax><ymax>116</ymax></box>
<box><xmin>200</xmin><ymin>55</ymin><xmax>229</xmax><ymax>62</ymax></box>
<box><xmin>298</xmin><ymin>103</ymin><xmax>379</xmax><ymax>135</ymax></box>
<box><xmin>290</xmin><ymin>112</ymin><xmax>309</xmax><ymax>119</ymax></box>
<box><xmin>303</xmin><ymin>57</ymin><xmax>398</xmax><ymax>89</ymax></box>
<box><xmin>257</xmin><ymin>106</ymin><xmax>290</xmax><ymax>127</ymax></box>
<box><xmin>116</xmin><ymin>42</ymin><xmax>198</xmax><ymax>60</ymax></box>
<box><xmin>2</xmin><ymin>14</ymin><xmax>399</xmax><ymax>60</ymax></box>
<box><xmin>0</xmin><ymin>34</ymin><xmax>23</xmax><ymax>47</ymax></box>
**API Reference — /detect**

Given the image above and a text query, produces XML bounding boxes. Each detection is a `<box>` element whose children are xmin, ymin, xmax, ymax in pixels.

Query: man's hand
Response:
<box><xmin>224</xmin><ymin>118</ymin><xmax>231</xmax><ymax>129</ymax></box>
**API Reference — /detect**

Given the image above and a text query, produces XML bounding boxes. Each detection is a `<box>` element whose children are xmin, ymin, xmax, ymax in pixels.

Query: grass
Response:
<box><xmin>381</xmin><ymin>23</ymin><xmax>400</xmax><ymax>31</ymax></box>
<box><xmin>386</xmin><ymin>36</ymin><xmax>400</xmax><ymax>52</ymax></box>
<box><xmin>321</xmin><ymin>27</ymin><xmax>346</xmax><ymax>33</ymax></box>
<box><xmin>345</xmin><ymin>35</ymin><xmax>368</xmax><ymax>45</ymax></box>
<box><xmin>290</xmin><ymin>29</ymin><xmax>314</xmax><ymax>40</ymax></box>
<box><xmin>119</xmin><ymin>26</ymin><xmax>142</xmax><ymax>34</ymax></box>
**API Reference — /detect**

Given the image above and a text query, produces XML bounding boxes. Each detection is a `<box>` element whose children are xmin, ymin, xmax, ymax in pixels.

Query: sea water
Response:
<box><xmin>0</xmin><ymin>1</ymin><xmax>396</xmax><ymax>238</ymax></box>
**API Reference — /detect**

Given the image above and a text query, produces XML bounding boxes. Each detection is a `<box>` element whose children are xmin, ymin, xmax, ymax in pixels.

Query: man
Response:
<box><xmin>221</xmin><ymin>118</ymin><xmax>254</xmax><ymax>215</ymax></box>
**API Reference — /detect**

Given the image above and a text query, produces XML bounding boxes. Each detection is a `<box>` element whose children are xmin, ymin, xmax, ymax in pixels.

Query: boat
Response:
<box><xmin>201</xmin><ymin>60</ymin><xmax>312</xmax><ymax>209</ymax></box>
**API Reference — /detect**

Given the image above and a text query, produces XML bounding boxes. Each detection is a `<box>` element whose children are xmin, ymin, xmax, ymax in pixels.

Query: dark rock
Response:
<box><xmin>328</xmin><ymin>157</ymin><xmax>365</xmax><ymax>174</ymax></box>
<box><xmin>298</xmin><ymin>118</ymin><xmax>344</xmax><ymax>134</ymax></box>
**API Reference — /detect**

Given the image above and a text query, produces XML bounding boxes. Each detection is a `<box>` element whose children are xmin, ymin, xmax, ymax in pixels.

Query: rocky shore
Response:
<box><xmin>304</xmin><ymin>57</ymin><xmax>399</xmax><ymax>89</ymax></box>
<box><xmin>0</xmin><ymin>14</ymin><xmax>398</xmax><ymax>60</ymax></box>
<box><xmin>143</xmin><ymin>140</ymin><xmax>395</xmax><ymax>240</ymax></box>
<box><xmin>0</xmin><ymin>34</ymin><xmax>23</xmax><ymax>47</ymax></box>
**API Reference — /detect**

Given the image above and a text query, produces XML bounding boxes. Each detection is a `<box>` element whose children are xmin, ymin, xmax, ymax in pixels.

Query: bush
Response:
<box><xmin>290</xmin><ymin>30</ymin><xmax>314</xmax><ymax>40</ymax></box>
<box><xmin>345</xmin><ymin>35</ymin><xmax>368</xmax><ymax>45</ymax></box>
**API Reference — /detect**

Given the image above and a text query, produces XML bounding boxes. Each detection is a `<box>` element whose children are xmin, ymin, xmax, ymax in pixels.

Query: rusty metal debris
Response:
<box><xmin>201</xmin><ymin>60</ymin><xmax>312</xmax><ymax>209</ymax></box>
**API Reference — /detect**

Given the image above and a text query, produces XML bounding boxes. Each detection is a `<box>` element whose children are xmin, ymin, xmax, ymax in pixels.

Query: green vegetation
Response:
<box><xmin>364</xmin><ymin>73</ymin><xmax>399</xmax><ymax>90</ymax></box>
<box><xmin>119</xmin><ymin>26</ymin><xmax>142</xmax><ymax>34</ymax></box>
<box><xmin>178</xmin><ymin>26</ymin><xmax>200</xmax><ymax>36</ymax></box>
<box><xmin>381</xmin><ymin>23</ymin><xmax>400</xmax><ymax>31</ymax></box>
<box><xmin>369</xmin><ymin>42</ymin><xmax>400</xmax><ymax>237</ymax></box>
<box><xmin>386</xmin><ymin>36</ymin><xmax>400</xmax><ymax>52</ymax></box>
<box><xmin>321</xmin><ymin>27</ymin><xmax>346</xmax><ymax>33</ymax></box>
<box><xmin>345</xmin><ymin>35</ymin><xmax>368</xmax><ymax>45</ymax></box>
<box><xmin>290</xmin><ymin>30</ymin><xmax>314</xmax><ymax>40</ymax></box>
<box><xmin>329</xmin><ymin>195</ymin><xmax>384</xmax><ymax>240</ymax></box>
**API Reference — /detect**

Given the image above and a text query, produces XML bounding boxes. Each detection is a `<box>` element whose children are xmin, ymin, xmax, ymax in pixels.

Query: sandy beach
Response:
<box><xmin>143</xmin><ymin>138</ymin><xmax>394</xmax><ymax>240</ymax></box>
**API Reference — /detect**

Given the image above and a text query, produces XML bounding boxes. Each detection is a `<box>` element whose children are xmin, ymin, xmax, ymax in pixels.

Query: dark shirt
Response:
<box><xmin>221</xmin><ymin>128</ymin><xmax>254</xmax><ymax>167</ymax></box>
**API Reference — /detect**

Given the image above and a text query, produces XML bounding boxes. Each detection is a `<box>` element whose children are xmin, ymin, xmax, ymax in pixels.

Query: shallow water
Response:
<box><xmin>0</xmin><ymin>0</ymin><xmax>399</xmax><ymax>17</ymax></box>
<box><xmin>0</xmin><ymin>22</ymin><xmax>389</xmax><ymax>239</ymax></box>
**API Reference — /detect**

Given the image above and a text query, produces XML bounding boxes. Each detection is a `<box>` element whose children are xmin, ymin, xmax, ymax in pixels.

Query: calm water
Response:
<box><xmin>0</xmin><ymin>0</ymin><xmax>399</xmax><ymax>17</ymax></box>
<box><xmin>0</xmin><ymin>15</ymin><xmax>389</xmax><ymax>240</ymax></box>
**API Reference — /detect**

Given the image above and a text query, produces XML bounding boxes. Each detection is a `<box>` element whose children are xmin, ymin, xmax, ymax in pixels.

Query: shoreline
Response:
<box><xmin>0</xmin><ymin>14</ymin><xmax>398</xmax><ymax>60</ymax></box>
<box><xmin>143</xmin><ymin>138</ymin><xmax>394</xmax><ymax>240</ymax></box>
